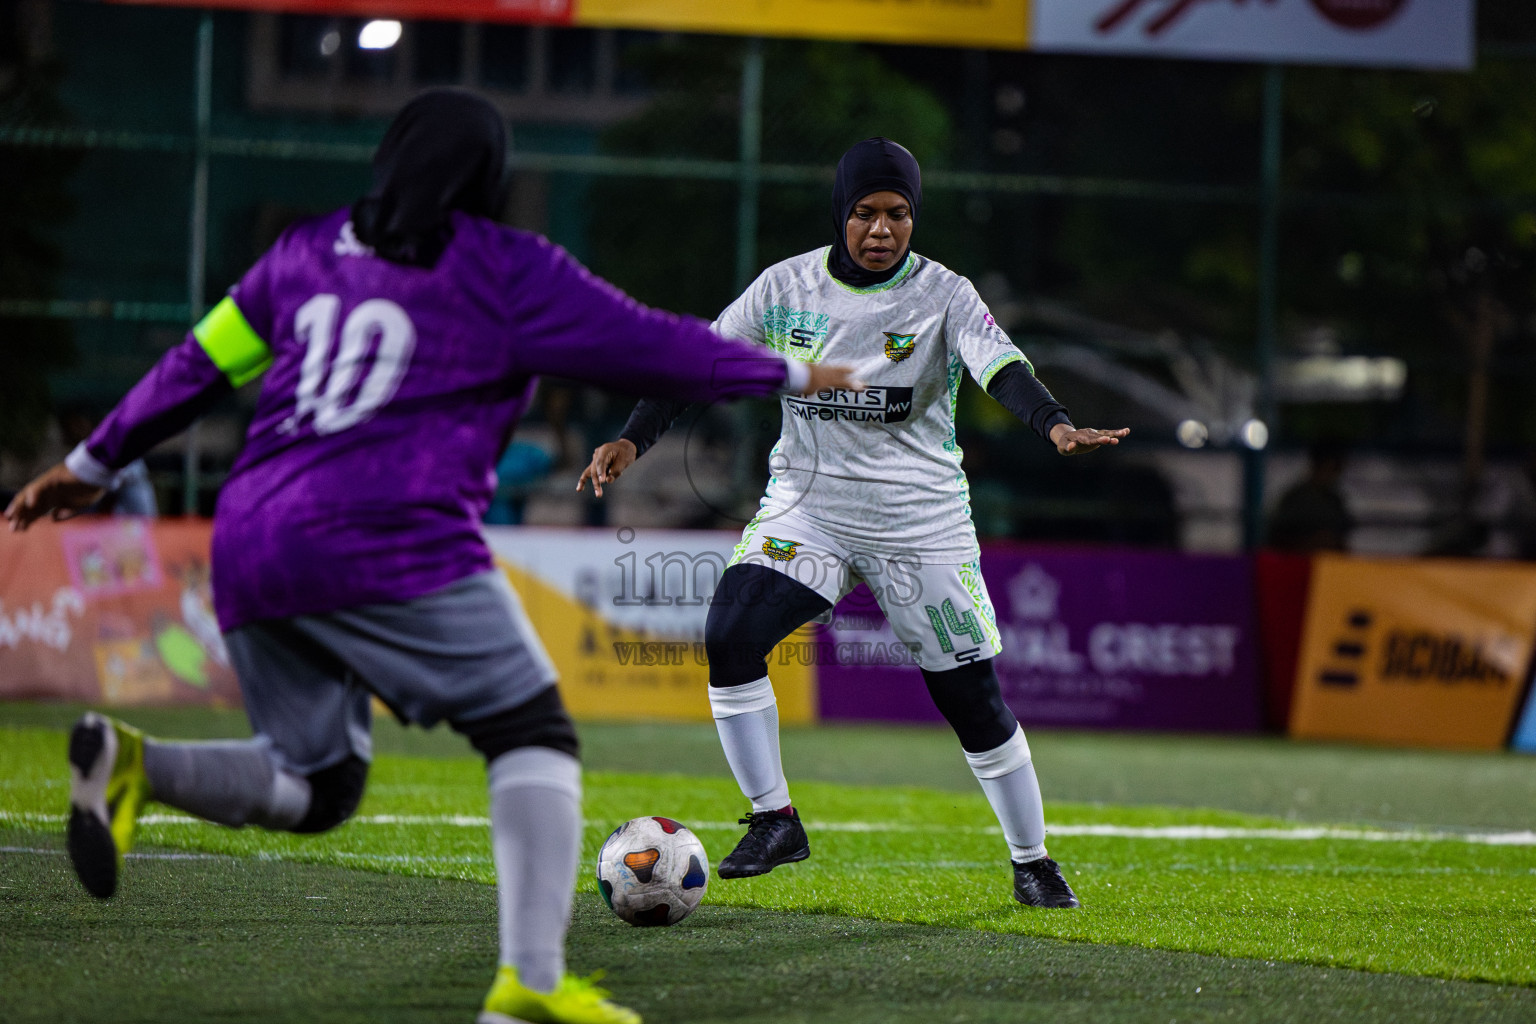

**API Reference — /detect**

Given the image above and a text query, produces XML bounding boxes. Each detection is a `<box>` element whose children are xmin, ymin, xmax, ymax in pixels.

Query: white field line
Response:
<box><xmin>3</xmin><ymin>809</ymin><xmax>1535</xmax><ymax>846</ymax></box>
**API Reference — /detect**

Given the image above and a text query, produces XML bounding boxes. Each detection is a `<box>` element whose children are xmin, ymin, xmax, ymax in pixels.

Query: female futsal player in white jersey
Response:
<box><xmin>580</xmin><ymin>137</ymin><xmax>1128</xmax><ymax>907</ymax></box>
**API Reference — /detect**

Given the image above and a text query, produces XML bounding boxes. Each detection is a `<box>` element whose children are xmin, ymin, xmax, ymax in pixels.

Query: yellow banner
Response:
<box><xmin>575</xmin><ymin>0</ymin><xmax>1030</xmax><ymax>50</ymax></box>
<box><xmin>487</xmin><ymin>528</ymin><xmax>816</xmax><ymax>724</ymax></box>
<box><xmin>1289</xmin><ymin>555</ymin><xmax>1536</xmax><ymax>750</ymax></box>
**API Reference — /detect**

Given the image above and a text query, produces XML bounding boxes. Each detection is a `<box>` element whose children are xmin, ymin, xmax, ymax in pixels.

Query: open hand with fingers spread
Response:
<box><xmin>4</xmin><ymin>462</ymin><xmax>104</xmax><ymax>533</ymax></box>
<box><xmin>1049</xmin><ymin>424</ymin><xmax>1130</xmax><ymax>456</ymax></box>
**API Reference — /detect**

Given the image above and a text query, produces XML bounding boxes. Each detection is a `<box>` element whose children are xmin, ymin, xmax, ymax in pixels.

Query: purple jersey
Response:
<box><xmin>77</xmin><ymin>210</ymin><xmax>793</xmax><ymax>630</ymax></box>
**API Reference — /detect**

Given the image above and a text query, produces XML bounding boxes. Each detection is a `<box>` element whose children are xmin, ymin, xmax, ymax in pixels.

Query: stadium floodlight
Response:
<box><xmin>1240</xmin><ymin>418</ymin><xmax>1269</xmax><ymax>451</ymax></box>
<box><xmin>358</xmin><ymin>20</ymin><xmax>402</xmax><ymax>50</ymax></box>
<box><xmin>1175</xmin><ymin>419</ymin><xmax>1208</xmax><ymax>449</ymax></box>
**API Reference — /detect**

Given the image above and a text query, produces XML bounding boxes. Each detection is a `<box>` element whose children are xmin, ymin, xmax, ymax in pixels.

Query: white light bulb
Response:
<box><xmin>1241</xmin><ymin>418</ymin><xmax>1269</xmax><ymax>450</ymax></box>
<box><xmin>358</xmin><ymin>20</ymin><xmax>402</xmax><ymax>50</ymax></box>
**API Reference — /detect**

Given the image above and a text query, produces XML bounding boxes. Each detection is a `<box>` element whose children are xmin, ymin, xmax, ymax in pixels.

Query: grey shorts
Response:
<box><xmin>224</xmin><ymin>570</ymin><xmax>557</xmax><ymax>775</ymax></box>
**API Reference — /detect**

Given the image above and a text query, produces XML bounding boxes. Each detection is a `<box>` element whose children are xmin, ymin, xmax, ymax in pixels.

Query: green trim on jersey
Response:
<box><xmin>977</xmin><ymin>350</ymin><xmax>1027</xmax><ymax>390</ymax></box>
<box><xmin>944</xmin><ymin>352</ymin><xmax>973</xmax><ymax>522</ymax></box>
<box><xmin>729</xmin><ymin>508</ymin><xmax>773</xmax><ymax>567</ymax></box>
<box><xmin>958</xmin><ymin>560</ymin><xmax>1003</xmax><ymax>653</ymax></box>
<box><xmin>819</xmin><ymin>247</ymin><xmax>918</xmax><ymax>295</ymax></box>
<box><xmin>193</xmin><ymin>297</ymin><xmax>271</xmax><ymax>388</ymax></box>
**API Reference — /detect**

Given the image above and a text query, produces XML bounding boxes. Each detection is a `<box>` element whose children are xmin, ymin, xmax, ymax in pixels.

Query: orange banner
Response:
<box><xmin>0</xmin><ymin>519</ymin><xmax>241</xmax><ymax>708</ymax></box>
<box><xmin>1289</xmin><ymin>555</ymin><xmax>1536</xmax><ymax>750</ymax></box>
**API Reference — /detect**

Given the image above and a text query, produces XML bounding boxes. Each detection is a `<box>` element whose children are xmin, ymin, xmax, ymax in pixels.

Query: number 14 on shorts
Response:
<box><xmin>925</xmin><ymin>597</ymin><xmax>985</xmax><ymax>661</ymax></box>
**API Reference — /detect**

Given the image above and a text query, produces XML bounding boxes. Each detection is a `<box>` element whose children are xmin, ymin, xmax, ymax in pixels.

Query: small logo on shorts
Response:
<box><xmin>762</xmin><ymin>537</ymin><xmax>802</xmax><ymax>561</ymax></box>
<box><xmin>883</xmin><ymin>332</ymin><xmax>917</xmax><ymax>362</ymax></box>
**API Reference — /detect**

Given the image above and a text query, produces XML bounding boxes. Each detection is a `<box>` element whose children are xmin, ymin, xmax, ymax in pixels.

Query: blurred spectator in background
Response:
<box><xmin>1268</xmin><ymin>439</ymin><xmax>1352</xmax><ymax>552</ymax></box>
<box><xmin>1507</xmin><ymin>451</ymin><xmax>1536</xmax><ymax>560</ymax></box>
<box><xmin>57</xmin><ymin>405</ymin><xmax>157</xmax><ymax>517</ymax></box>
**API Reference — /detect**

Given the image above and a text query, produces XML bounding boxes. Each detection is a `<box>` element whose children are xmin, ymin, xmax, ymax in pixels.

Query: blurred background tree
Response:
<box><xmin>588</xmin><ymin>35</ymin><xmax>951</xmax><ymax>319</ymax></box>
<box><xmin>0</xmin><ymin>13</ymin><xmax>76</xmax><ymax>464</ymax></box>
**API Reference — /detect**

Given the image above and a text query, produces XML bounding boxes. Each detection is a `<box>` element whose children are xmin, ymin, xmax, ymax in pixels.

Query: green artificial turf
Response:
<box><xmin>6</xmin><ymin>702</ymin><xmax>1534</xmax><ymax>828</ymax></box>
<box><xmin>6</xmin><ymin>826</ymin><xmax>1535</xmax><ymax>1024</ymax></box>
<box><xmin>3</xmin><ymin>723</ymin><xmax>1533</xmax><ymax>991</ymax></box>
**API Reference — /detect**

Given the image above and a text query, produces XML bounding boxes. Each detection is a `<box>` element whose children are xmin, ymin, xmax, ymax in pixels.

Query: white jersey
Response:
<box><xmin>715</xmin><ymin>247</ymin><xmax>1029</xmax><ymax>563</ymax></box>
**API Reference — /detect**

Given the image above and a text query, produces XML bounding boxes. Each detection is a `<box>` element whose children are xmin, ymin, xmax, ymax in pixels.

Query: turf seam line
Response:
<box><xmin>6</xmin><ymin>810</ymin><xmax>1536</xmax><ymax>844</ymax></box>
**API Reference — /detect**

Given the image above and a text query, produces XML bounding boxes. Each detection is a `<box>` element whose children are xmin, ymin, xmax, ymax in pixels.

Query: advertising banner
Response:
<box><xmin>1033</xmin><ymin>0</ymin><xmax>1474</xmax><ymax>70</ymax></box>
<box><xmin>484</xmin><ymin>526</ymin><xmax>816</xmax><ymax>724</ymax></box>
<box><xmin>1254</xmin><ymin>550</ymin><xmax>1313</xmax><ymax>730</ymax></box>
<box><xmin>576</xmin><ymin>0</ymin><xmax>1029</xmax><ymax>49</ymax></box>
<box><xmin>111</xmin><ymin>0</ymin><xmax>1474</xmax><ymax>66</ymax></box>
<box><xmin>110</xmin><ymin>0</ymin><xmax>1030</xmax><ymax>48</ymax></box>
<box><xmin>817</xmin><ymin>546</ymin><xmax>1263</xmax><ymax>731</ymax></box>
<box><xmin>0</xmin><ymin>519</ymin><xmax>240</xmax><ymax>707</ymax></box>
<box><xmin>1289</xmin><ymin>556</ymin><xmax>1536</xmax><ymax>750</ymax></box>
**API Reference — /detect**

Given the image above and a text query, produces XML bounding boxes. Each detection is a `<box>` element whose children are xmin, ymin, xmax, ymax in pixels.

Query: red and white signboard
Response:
<box><xmin>1033</xmin><ymin>0</ymin><xmax>1474</xmax><ymax>70</ymax></box>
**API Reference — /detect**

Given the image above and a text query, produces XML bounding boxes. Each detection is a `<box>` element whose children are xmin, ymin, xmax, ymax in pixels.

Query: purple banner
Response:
<box><xmin>817</xmin><ymin>546</ymin><xmax>1263</xmax><ymax>732</ymax></box>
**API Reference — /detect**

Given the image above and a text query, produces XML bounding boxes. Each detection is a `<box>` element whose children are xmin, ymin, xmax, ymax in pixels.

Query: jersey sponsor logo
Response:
<box><xmin>785</xmin><ymin>386</ymin><xmax>914</xmax><ymax>424</ymax></box>
<box><xmin>761</xmin><ymin>537</ymin><xmax>802</xmax><ymax>562</ymax></box>
<box><xmin>763</xmin><ymin>305</ymin><xmax>830</xmax><ymax>355</ymax></box>
<box><xmin>883</xmin><ymin>332</ymin><xmax>918</xmax><ymax>362</ymax></box>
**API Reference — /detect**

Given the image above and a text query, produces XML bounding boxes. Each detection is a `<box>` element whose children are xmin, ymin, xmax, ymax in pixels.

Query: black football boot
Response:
<box><xmin>716</xmin><ymin>808</ymin><xmax>810</xmax><ymax>879</ymax></box>
<box><xmin>1012</xmin><ymin>856</ymin><xmax>1081</xmax><ymax>908</ymax></box>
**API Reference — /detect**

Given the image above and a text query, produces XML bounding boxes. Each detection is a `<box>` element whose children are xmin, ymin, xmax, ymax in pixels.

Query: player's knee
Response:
<box><xmin>293</xmin><ymin>755</ymin><xmax>369</xmax><ymax>834</ymax></box>
<box><xmin>452</xmin><ymin>684</ymin><xmax>579</xmax><ymax>763</ymax></box>
<box><xmin>706</xmin><ymin>564</ymin><xmax>828</xmax><ymax>688</ymax></box>
<box><xmin>922</xmin><ymin>659</ymin><xmax>1018</xmax><ymax>753</ymax></box>
<box><xmin>704</xmin><ymin>593</ymin><xmax>771</xmax><ymax>688</ymax></box>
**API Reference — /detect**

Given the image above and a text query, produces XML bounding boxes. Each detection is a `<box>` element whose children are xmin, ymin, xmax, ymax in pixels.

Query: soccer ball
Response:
<box><xmin>595</xmin><ymin>816</ymin><xmax>710</xmax><ymax>927</ymax></box>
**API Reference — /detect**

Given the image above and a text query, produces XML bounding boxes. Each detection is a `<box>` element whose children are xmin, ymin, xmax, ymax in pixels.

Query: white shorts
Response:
<box><xmin>727</xmin><ymin>506</ymin><xmax>1002</xmax><ymax>672</ymax></box>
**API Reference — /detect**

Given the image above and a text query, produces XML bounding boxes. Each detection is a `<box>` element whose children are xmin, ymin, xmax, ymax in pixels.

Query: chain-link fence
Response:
<box><xmin>4</xmin><ymin>1</ymin><xmax>1536</xmax><ymax>555</ymax></box>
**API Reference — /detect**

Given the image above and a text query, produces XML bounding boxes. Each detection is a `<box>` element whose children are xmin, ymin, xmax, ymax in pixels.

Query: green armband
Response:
<box><xmin>194</xmin><ymin>296</ymin><xmax>272</xmax><ymax>388</ymax></box>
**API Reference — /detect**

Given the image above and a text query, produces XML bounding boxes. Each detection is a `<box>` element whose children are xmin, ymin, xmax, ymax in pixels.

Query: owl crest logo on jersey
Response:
<box><xmin>762</xmin><ymin>537</ymin><xmax>802</xmax><ymax>561</ymax></box>
<box><xmin>883</xmin><ymin>332</ymin><xmax>918</xmax><ymax>362</ymax></box>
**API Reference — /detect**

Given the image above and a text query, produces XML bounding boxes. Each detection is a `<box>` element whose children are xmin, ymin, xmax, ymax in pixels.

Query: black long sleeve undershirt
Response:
<box><xmin>617</xmin><ymin>359</ymin><xmax>1070</xmax><ymax>459</ymax></box>
<box><xmin>618</xmin><ymin>397</ymin><xmax>693</xmax><ymax>457</ymax></box>
<box><xmin>986</xmin><ymin>360</ymin><xmax>1073</xmax><ymax>444</ymax></box>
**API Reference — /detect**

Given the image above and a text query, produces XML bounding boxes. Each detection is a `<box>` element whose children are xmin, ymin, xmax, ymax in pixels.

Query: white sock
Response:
<box><xmin>709</xmin><ymin>677</ymin><xmax>791</xmax><ymax>812</ymax></box>
<box><xmin>142</xmin><ymin>737</ymin><xmax>311</xmax><ymax>830</ymax></box>
<box><xmin>488</xmin><ymin>747</ymin><xmax>582</xmax><ymax>994</ymax></box>
<box><xmin>964</xmin><ymin>726</ymin><xmax>1047</xmax><ymax>863</ymax></box>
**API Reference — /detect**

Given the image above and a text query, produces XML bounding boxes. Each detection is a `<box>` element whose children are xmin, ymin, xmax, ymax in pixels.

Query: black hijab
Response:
<box><xmin>351</xmin><ymin>89</ymin><xmax>508</xmax><ymax>268</ymax></box>
<box><xmin>828</xmin><ymin>137</ymin><xmax>922</xmax><ymax>288</ymax></box>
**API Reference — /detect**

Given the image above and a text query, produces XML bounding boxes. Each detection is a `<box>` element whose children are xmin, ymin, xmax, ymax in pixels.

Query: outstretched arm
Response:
<box><xmin>576</xmin><ymin>396</ymin><xmax>691</xmax><ymax>496</ymax></box>
<box><xmin>4</xmin><ymin>304</ymin><xmax>264</xmax><ymax>532</ymax></box>
<box><xmin>986</xmin><ymin>361</ymin><xmax>1128</xmax><ymax>455</ymax></box>
<box><xmin>577</xmin><ymin>359</ymin><xmax>858</xmax><ymax>496</ymax></box>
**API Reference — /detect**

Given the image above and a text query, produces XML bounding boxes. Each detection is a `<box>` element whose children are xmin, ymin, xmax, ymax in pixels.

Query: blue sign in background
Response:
<box><xmin>1509</xmin><ymin>681</ymin><xmax>1536</xmax><ymax>754</ymax></box>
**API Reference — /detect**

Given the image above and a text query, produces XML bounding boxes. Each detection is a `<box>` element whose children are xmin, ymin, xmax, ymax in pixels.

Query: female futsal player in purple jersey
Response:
<box><xmin>5</xmin><ymin>89</ymin><xmax>858</xmax><ymax>1024</ymax></box>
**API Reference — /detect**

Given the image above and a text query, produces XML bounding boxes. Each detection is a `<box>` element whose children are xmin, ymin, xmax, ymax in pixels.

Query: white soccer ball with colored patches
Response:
<box><xmin>595</xmin><ymin>816</ymin><xmax>710</xmax><ymax>926</ymax></box>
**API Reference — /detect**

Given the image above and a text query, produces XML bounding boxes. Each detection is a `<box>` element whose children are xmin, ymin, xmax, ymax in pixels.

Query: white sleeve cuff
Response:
<box><xmin>780</xmin><ymin>356</ymin><xmax>810</xmax><ymax>394</ymax></box>
<box><xmin>65</xmin><ymin>442</ymin><xmax>122</xmax><ymax>490</ymax></box>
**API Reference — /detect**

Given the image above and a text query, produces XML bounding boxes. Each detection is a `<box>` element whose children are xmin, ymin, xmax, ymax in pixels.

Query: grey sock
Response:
<box><xmin>142</xmin><ymin>737</ymin><xmax>310</xmax><ymax>830</ymax></box>
<box><xmin>488</xmin><ymin>747</ymin><xmax>582</xmax><ymax>994</ymax></box>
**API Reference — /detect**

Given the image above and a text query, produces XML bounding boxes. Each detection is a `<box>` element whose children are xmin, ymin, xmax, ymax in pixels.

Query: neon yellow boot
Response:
<box><xmin>478</xmin><ymin>966</ymin><xmax>641</xmax><ymax>1024</ymax></box>
<box><xmin>66</xmin><ymin>711</ymin><xmax>151</xmax><ymax>898</ymax></box>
